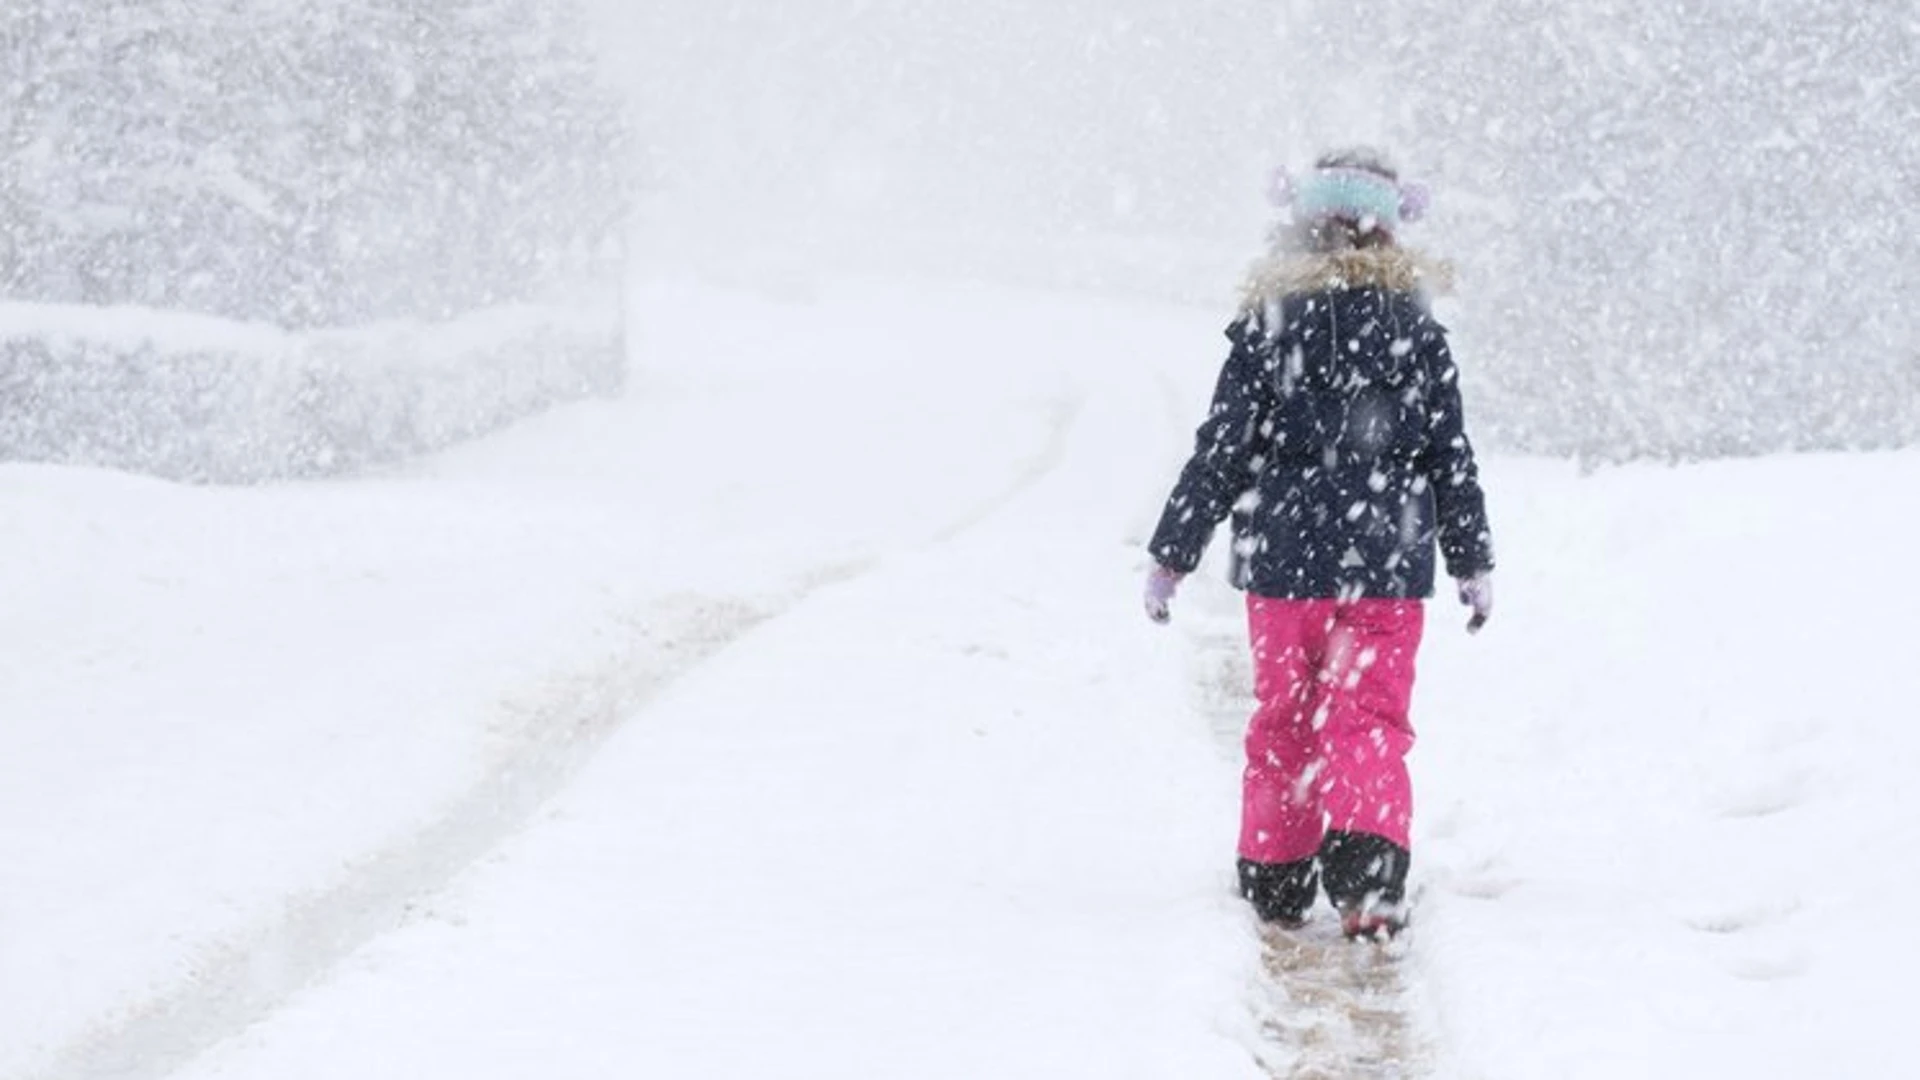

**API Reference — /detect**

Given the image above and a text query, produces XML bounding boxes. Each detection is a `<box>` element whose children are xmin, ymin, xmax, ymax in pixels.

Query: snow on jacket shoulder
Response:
<box><xmin>1149</xmin><ymin>246</ymin><xmax>1493</xmax><ymax>600</ymax></box>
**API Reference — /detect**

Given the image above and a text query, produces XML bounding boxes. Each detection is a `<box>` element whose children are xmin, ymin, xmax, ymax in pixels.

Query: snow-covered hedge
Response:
<box><xmin>0</xmin><ymin>300</ymin><xmax>624</xmax><ymax>483</ymax></box>
<box><xmin>2</xmin><ymin>0</ymin><xmax>629</xmax><ymax>331</ymax></box>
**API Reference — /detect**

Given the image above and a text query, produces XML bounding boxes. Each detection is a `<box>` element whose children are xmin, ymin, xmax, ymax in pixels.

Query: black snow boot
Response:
<box><xmin>1318</xmin><ymin>831</ymin><xmax>1411</xmax><ymax>939</ymax></box>
<box><xmin>1237</xmin><ymin>856</ymin><xmax>1319</xmax><ymax>927</ymax></box>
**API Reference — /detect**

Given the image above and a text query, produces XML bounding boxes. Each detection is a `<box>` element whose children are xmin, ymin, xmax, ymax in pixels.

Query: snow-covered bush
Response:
<box><xmin>0</xmin><ymin>300</ymin><xmax>624</xmax><ymax>483</ymax></box>
<box><xmin>1</xmin><ymin>0</ymin><xmax>628</xmax><ymax>328</ymax></box>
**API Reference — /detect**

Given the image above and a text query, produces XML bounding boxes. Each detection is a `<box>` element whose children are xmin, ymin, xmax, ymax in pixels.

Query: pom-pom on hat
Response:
<box><xmin>1269</xmin><ymin>146</ymin><xmax>1429</xmax><ymax>236</ymax></box>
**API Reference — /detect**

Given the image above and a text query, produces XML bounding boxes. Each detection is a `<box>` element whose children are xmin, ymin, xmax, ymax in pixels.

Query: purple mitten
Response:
<box><xmin>1398</xmin><ymin>181</ymin><xmax>1431</xmax><ymax>224</ymax></box>
<box><xmin>1457</xmin><ymin>573</ymin><xmax>1493</xmax><ymax>633</ymax></box>
<box><xmin>1143</xmin><ymin>564</ymin><xmax>1185</xmax><ymax>624</ymax></box>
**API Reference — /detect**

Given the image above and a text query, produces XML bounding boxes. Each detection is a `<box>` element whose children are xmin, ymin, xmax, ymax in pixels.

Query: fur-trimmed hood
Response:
<box><xmin>1238</xmin><ymin>246</ymin><xmax>1454</xmax><ymax>314</ymax></box>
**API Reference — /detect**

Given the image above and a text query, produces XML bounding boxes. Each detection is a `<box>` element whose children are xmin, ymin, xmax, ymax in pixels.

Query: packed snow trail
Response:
<box><xmin>1258</xmin><ymin>927</ymin><xmax>1422</xmax><ymax>1079</ymax></box>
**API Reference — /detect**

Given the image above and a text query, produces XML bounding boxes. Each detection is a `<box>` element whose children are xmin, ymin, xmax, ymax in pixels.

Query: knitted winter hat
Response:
<box><xmin>1268</xmin><ymin>147</ymin><xmax>1430</xmax><ymax>235</ymax></box>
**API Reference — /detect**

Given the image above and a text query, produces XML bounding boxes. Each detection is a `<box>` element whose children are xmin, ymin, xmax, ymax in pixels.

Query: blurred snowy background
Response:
<box><xmin>3</xmin><ymin>0</ymin><xmax>1912</xmax><ymax>468</ymax></box>
<box><xmin>594</xmin><ymin>0</ymin><xmax>1917</xmax><ymax>462</ymax></box>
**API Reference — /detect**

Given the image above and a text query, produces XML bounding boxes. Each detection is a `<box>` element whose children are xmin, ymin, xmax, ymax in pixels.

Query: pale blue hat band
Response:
<box><xmin>1294</xmin><ymin>167</ymin><xmax>1404</xmax><ymax>231</ymax></box>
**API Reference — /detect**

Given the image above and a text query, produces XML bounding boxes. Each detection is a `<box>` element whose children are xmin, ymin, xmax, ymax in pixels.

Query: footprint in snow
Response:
<box><xmin>1682</xmin><ymin>898</ymin><xmax>1800</xmax><ymax>935</ymax></box>
<box><xmin>1723</xmin><ymin>946</ymin><xmax>1810</xmax><ymax>982</ymax></box>
<box><xmin>1447</xmin><ymin>874</ymin><xmax>1522</xmax><ymax>901</ymax></box>
<box><xmin>1424</xmin><ymin>848</ymin><xmax>1520</xmax><ymax>901</ymax></box>
<box><xmin>1681</xmin><ymin>900</ymin><xmax>1810</xmax><ymax>982</ymax></box>
<box><xmin>1713</xmin><ymin>769</ymin><xmax>1811</xmax><ymax>819</ymax></box>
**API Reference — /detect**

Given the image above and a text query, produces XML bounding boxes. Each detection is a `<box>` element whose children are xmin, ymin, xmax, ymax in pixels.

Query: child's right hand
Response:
<box><xmin>1143</xmin><ymin>564</ymin><xmax>1185</xmax><ymax>624</ymax></box>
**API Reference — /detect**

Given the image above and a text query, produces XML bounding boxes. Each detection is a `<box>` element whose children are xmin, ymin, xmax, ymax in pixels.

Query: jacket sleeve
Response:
<box><xmin>1415</xmin><ymin>322</ymin><xmax>1495</xmax><ymax>580</ymax></box>
<box><xmin>1148</xmin><ymin>320</ymin><xmax>1275</xmax><ymax>574</ymax></box>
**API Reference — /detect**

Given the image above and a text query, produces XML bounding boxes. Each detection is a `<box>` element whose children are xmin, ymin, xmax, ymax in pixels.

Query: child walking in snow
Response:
<box><xmin>1143</xmin><ymin>148</ymin><xmax>1494</xmax><ymax>939</ymax></box>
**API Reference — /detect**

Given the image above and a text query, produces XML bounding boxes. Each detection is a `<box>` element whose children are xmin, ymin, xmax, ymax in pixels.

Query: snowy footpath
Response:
<box><xmin>3</xmin><ymin>275</ymin><xmax>1915</xmax><ymax>1079</ymax></box>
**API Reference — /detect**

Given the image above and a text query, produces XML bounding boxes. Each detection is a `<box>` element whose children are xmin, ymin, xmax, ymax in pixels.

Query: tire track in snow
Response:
<box><xmin>30</xmin><ymin>394</ymin><xmax>1084</xmax><ymax>1080</ymax></box>
<box><xmin>926</xmin><ymin>398</ymin><xmax>1083</xmax><ymax>545</ymax></box>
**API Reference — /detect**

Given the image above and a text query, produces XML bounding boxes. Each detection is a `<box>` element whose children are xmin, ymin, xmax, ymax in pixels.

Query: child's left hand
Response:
<box><xmin>1457</xmin><ymin>573</ymin><xmax>1493</xmax><ymax>633</ymax></box>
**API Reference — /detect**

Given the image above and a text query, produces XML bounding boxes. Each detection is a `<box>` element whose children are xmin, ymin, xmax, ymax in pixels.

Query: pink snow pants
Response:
<box><xmin>1238</xmin><ymin>596</ymin><xmax>1424</xmax><ymax>865</ymax></box>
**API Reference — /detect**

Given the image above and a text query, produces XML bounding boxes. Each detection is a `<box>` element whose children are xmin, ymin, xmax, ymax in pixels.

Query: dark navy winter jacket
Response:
<box><xmin>1149</xmin><ymin>250</ymin><xmax>1493</xmax><ymax>599</ymax></box>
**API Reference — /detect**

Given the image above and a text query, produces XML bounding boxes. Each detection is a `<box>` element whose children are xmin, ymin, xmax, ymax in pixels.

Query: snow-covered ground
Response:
<box><xmin>4</xmin><ymin>275</ymin><xmax>1914</xmax><ymax>1079</ymax></box>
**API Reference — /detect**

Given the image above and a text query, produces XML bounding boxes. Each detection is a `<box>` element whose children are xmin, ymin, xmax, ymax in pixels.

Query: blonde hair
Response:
<box><xmin>1291</xmin><ymin>216</ymin><xmax>1395</xmax><ymax>255</ymax></box>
